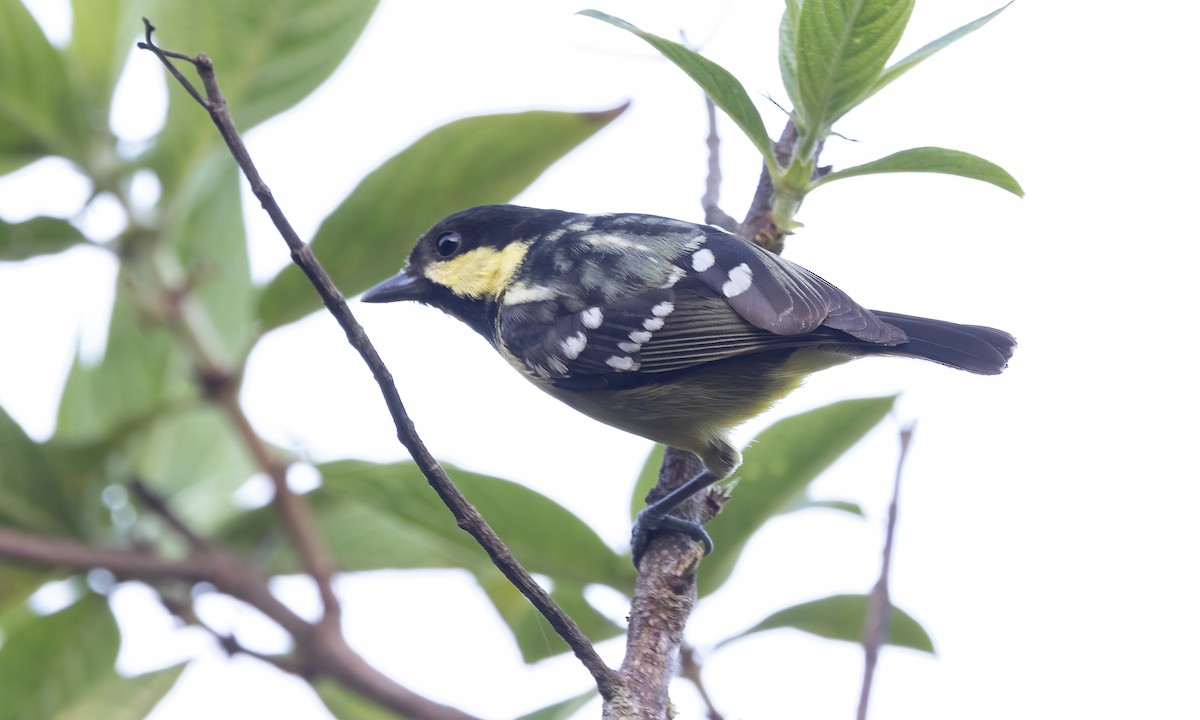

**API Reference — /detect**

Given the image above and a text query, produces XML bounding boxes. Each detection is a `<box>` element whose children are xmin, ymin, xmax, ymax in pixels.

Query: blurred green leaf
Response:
<box><xmin>863</xmin><ymin>3</ymin><xmax>1010</xmax><ymax>106</ymax></box>
<box><xmin>0</xmin><ymin>594</ymin><xmax>123</xmax><ymax>720</ymax></box>
<box><xmin>580</xmin><ymin>10</ymin><xmax>777</xmax><ymax>174</ymax></box>
<box><xmin>257</xmin><ymin>107</ymin><xmax>626</xmax><ymax>329</ymax></box>
<box><xmin>150</xmin><ymin>0</ymin><xmax>381</xmax><ymax>185</ymax></box>
<box><xmin>699</xmin><ymin>397</ymin><xmax>895</xmax><ymax>596</ymax></box>
<box><xmin>779</xmin><ymin>0</ymin><xmax>914</xmax><ymax>133</ymax></box>
<box><xmin>0</xmin><ymin>0</ymin><xmax>89</xmax><ymax>170</ymax></box>
<box><xmin>720</xmin><ymin>593</ymin><xmax>934</xmax><ymax>654</ymax></box>
<box><xmin>0</xmin><ymin>217</ymin><xmax>87</xmax><ymax>261</ymax></box>
<box><xmin>56</xmin><ymin>290</ymin><xmax>194</xmax><ymax>443</ymax></box>
<box><xmin>161</xmin><ymin>155</ymin><xmax>256</xmax><ymax>354</ymax></box>
<box><xmin>315</xmin><ymin>678</ymin><xmax>416</xmax><ymax>720</ymax></box>
<box><xmin>0</xmin><ymin>405</ymin><xmax>77</xmax><ymax>535</ymax></box>
<box><xmin>128</xmin><ymin>406</ymin><xmax>257</xmax><ymax>532</ymax></box>
<box><xmin>814</xmin><ymin>146</ymin><xmax>1023</xmax><ymax>196</ymax></box>
<box><xmin>516</xmin><ymin>688</ymin><xmax>598</xmax><ymax>720</ymax></box>
<box><xmin>478</xmin><ymin>573</ymin><xmax>622</xmax><ymax>663</ymax></box>
<box><xmin>785</xmin><ymin>498</ymin><xmax>864</xmax><ymax>516</ymax></box>
<box><xmin>225</xmin><ymin>460</ymin><xmax>633</xmax><ymax>589</ymax></box>
<box><xmin>65</xmin><ymin>0</ymin><xmax>144</xmax><ymax>139</ymax></box>
<box><xmin>54</xmin><ymin>663</ymin><xmax>186</xmax><ymax>720</ymax></box>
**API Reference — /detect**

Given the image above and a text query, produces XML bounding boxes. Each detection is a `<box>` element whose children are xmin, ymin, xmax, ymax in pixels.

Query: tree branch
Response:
<box><xmin>857</xmin><ymin>423</ymin><xmax>916</xmax><ymax>720</ymax></box>
<box><xmin>137</xmin><ymin>19</ymin><xmax>621</xmax><ymax>704</ymax></box>
<box><xmin>0</xmin><ymin>514</ymin><xmax>480</xmax><ymax>720</ymax></box>
<box><xmin>701</xmin><ymin>96</ymin><xmax>737</xmax><ymax>232</ymax></box>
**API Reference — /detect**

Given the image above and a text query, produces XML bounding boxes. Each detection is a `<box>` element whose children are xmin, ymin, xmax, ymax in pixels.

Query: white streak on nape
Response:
<box><xmin>580</xmin><ymin>307</ymin><xmax>604</xmax><ymax>329</ymax></box>
<box><xmin>629</xmin><ymin>330</ymin><xmax>652</xmax><ymax>344</ymax></box>
<box><xmin>503</xmin><ymin>282</ymin><xmax>557</xmax><ymax>305</ymax></box>
<box><xmin>606</xmin><ymin>355</ymin><xmax>637</xmax><ymax>371</ymax></box>
<box><xmin>618</xmin><ymin>341</ymin><xmax>641</xmax><ymax>353</ymax></box>
<box><xmin>642</xmin><ymin>317</ymin><xmax>665</xmax><ymax>331</ymax></box>
<box><xmin>722</xmin><ymin>263</ymin><xmax>754</xmax><ymax>298</ymax></box>
<box><xmin>560</xmin><ymin>332</ymin><xmax>588</xmax><ymax>359</ymax></box>
<box><xmin>691</xmin><ymin>248</ymin><xmax>715</xmax><ymax>272</ymax></box>
<box><xmin>567</xmin><ymin>219</ymin><xmax>595</xmax><ymax>232</ymax></box>
<box><xmin>651</xmin><ymin>301</ymin><xmax>675</xmax><ymax>317</ymax></box>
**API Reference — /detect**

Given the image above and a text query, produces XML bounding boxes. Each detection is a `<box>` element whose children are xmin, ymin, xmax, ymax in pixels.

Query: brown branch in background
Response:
<box><xmin>857</xmin><ymin>423</ymin><xmax>916</xmax><ymax>720</ymax></box>
<box><xmin>136</xmin><ymin>19</ymin><xmax>622</xmax><ymax>705</ymax></box>
<box><xmin>0</xmin><ymin>519</ymin><xmax>479</xmax><ymax>720</ymax></box>
<box><xmin>679</xmin><ymin>644</ymin><xmax>726</xmax><ymax>720</ymax></box>
<box><xmin>701</xmin><ymin>96</ymin><xmax>737</xmax><ymax>232</ymax></box>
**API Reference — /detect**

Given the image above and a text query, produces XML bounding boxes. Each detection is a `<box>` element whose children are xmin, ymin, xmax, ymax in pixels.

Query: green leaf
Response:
<box><xmin>65</xmin><ymin>0</ymin><xmax>144</xmax><ymax>133</ymax></box>
<box><xmin>256</xmin><ymin>107</ymin><xmax>626</xmax><ymax>329</ymax></box>
<box><xmin>315</xmin><ymin>678</ymin><xmax>416</xmax><ymax>720</ymax></box>
<box><xmin>779</xmin><ymin>0</ymin><xmax>915</xmax><ymax>133</ymax></box>
<box><xmin>0</xmin><ymin>217</ymin><xmax>87</xmax><ymax>261</ymax></box>
<box><xmin>228</xmin><ymin>460</ymin><xmax>634</xmax><ymax>590</ymax></box>
<box><xmin>0</xmin><ymin>0</ymin><xmax>89</xmax><ymax>168</ymax></box>
<box><xmin>55</xmin><ymin>289</ymin><xmax>195</xmax><ymax>443</ymax></box>
<box><xmin>128</xmin><ymin>406</ymin><xmax>257</xmax><ymax>533</ymax></box>
<box><xmin>720</xmin><ymin>593</ymin><xmax>934</xmax><ymax>654</ymax></box>
<box><xmin>813</xmin><ymin>146</ymin><xmax>1023</xmax><ymax>196</ymax></box>
<box><xmin>0</xmin><ymin>405</ymin><xmax>77</xmax><ymax>535</ymax></box>
<box><xmin>161</xmin><ymin>154</ymin><xmax>256</xmax><ymax>355</ymax></box>
<box><xmin>0</xmin><ymin>594</ymin><xmax>123</xmax><ymax>720</ymax></box>
<box><xmin>516</xmin><ymin>688</ymin><xmax>598</xmax><ymax>720</ymax></box>
<box><xmin>862</xmin><ymin>3</ymin><xmax>1011</xmax><ymax>106</ymax></box>
<box><xmin>786</xmin><ymin>498</ymin><xmax>864</xmax><ymax>516</ymax></box>
<box><xmin>478</xmin><ymin>573</ymin><xmax>622</xmax><ymax>663</ymax></box>
<box><xmin>54</xmin><ymin>663</ymin><xmax>187</xmax><ymax>720</ymax></box>
<box><xmin>150</xmin><ymin>0</ymin><xmax>381</xmax><ymax>186</ymax></box>
<box><xmin>699</xmin><ymin>397</ymin><xmax>895</xmax><ymax>596</ymax></box>
<box><xmin>580</xmin><ymin>10</ymin><xmax>777</xmax><ymax>174</ymax></box>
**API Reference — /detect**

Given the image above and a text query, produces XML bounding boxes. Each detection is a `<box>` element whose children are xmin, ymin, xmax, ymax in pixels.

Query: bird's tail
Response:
<box><xmin>871</xmin><ymin>311</ymin><xmax>1016</xmax><ymax>376</ymax></box>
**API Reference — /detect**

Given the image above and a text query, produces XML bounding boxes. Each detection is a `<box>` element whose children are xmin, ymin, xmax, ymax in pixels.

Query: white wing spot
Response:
<box><xmin>651</xmin><ymin>301</ymin><xmax>675</xmax><ymax>318</ymax></box>
<box><xmin>643</xmin><ymin>317</ymin><xmax>665</xmax><ymax>332</ymax></box>
<box><xmin>722</xmin><ymin>263</ymin><xmax>754</xmax><ymax>298</ymax></box>
<box><xmin>547</xmin><ymin>357</ymin><xmax>569</xmax><ymax>375</ymax></box>
<box><xmin>660</xmin><ymin>266</ymin><xmax>686</xmax><ymax>288</ymax></box>
<box><xmin>581</xmin><ymin>307</ymin><xmax>603</xmax><ymax>329</ymax></box>
<box><xmin>691</xmin><ymin>248</ymin><xmax>715</xmax><ymax>272</ymax></box>
<box><xmin>606</xmin><ymin>355</ymin><xmax>636</xmax><ymax>371</ymax></box>
<box><xmin>560</xmin><ymin>332</ymin><xmax>587</xmax><ymax>360</ymax></box>
<box><xmin>618</xmin><ymin>341</ymin><xmax>641</xmax><ymax>353</ymax></box>
<box><xmin>629</xmin><ymin>330</ymin><xmax>652</xmax><ymax>344</ymax></box>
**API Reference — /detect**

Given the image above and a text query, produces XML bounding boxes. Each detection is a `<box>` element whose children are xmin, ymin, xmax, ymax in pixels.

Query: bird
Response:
<box><xmin>362</xmin><ymin>204</ymin><xmax>1015</xmax><ymax>564</ymax></box>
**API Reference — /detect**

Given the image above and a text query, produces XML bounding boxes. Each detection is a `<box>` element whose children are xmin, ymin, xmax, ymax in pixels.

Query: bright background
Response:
<box><xmin>1</xmin><ymin>1</ymin><xmax>1197</xmax><ymax>718</ymax></box>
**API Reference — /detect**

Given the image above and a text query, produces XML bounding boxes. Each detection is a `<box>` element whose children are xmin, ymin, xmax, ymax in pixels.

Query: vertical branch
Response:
<box><xmin>857</xmin><ymin>422</ymin><xmax>916</xmax><ymax>720</ymax></box>
<box><xmin>701</xmin><ymin>96</ymin><xmax>737</xmax><ymax>232</ymax></box>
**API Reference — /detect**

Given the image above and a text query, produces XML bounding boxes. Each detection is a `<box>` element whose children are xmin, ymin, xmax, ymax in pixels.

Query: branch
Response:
<box><xmin>701</xmin><ymin>96</ymin><xmax>737</xmax><ymax>232</ymax></box>
<box><xmin>679</xmin><ymin>644</ymin><xmax>726</xmax><ymax>720</ymax></box>
<box><xmin>857</xmin><ymin>423</ymin><xmax>916</xmax><ymax>720</ymax></box>
<box><xmin>137</xmin><ymin>19</ymin><xmax>621</xmax><ymax>703</ymax></box>
<box><xmin>738</xmin><ymin>121</ymin><xmax>801</xmax><ymax>252</ymax></box>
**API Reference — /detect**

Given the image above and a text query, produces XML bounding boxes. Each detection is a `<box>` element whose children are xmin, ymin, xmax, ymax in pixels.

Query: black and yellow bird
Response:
<box><xmin>363</xmin><ymin>205</ymin><xmax>1014</xmax><ymax>563</ymax></box>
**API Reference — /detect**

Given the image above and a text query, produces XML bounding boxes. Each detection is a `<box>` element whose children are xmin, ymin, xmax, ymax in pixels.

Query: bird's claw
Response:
<box><xmin>630</xmin><ymin>510</ymin><xmax>714</xmax><ymax>567</ymax></box>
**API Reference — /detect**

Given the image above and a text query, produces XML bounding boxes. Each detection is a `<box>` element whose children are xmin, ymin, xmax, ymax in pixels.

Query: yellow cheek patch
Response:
<box><xmin>424</xmin><ymin>242</ymin><xmax>530</xmax><ymax>299</ymax></box>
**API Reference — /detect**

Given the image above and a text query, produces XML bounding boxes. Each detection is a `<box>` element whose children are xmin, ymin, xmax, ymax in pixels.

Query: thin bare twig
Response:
<box><xmin>857</xmin><ymin>423</ymin><xmax>916</xmax><ymax>720</ymax></box>
<box><xmin>701</xmin><ymin>96</ymin><xmax>737</xmax><ymax>231</ymax></box>
<box><xmin>137</xmin><ymin>19</ymin><xmax>621</xmax><ymax>703</ymax></box>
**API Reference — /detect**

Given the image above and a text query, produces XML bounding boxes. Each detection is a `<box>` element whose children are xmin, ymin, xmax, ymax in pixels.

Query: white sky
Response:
<box><xmin>1</xmin><ymin>1</ymin><xmax>1198</xmax><ymax>719</ymax></box>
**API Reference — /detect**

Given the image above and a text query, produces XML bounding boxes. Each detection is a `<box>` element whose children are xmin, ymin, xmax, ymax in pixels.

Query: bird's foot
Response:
<box><xmin>630</xmin><ymin>509</ymin><xmax>713</xmax><ymax>567</ymax></box>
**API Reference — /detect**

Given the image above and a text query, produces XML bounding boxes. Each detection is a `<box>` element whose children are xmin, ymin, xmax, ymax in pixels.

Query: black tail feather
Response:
<box><xmin>870</xmin><ymin>311</ymin><xmax>1015</xmax><ymax>375</ymax></box>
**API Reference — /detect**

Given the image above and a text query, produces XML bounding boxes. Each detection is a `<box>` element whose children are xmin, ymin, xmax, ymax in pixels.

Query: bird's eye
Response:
<box><xmin>435</xmin><ymin>231</ymin><xmax>462</xmax><ymax>258</ymax></box>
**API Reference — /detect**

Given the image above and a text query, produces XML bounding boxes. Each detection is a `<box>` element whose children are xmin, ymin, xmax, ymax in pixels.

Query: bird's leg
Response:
<box><xmin>631</xmin><ymin>468</ymin><xmax>721</xmax><ymax>566</ymax></box>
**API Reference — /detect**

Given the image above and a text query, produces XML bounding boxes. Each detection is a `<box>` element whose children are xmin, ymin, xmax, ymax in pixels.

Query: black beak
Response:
<box><xmin>361</xmin><ymin>269</ymin><xmax>428</xmax><ymax>303</ymax></box>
